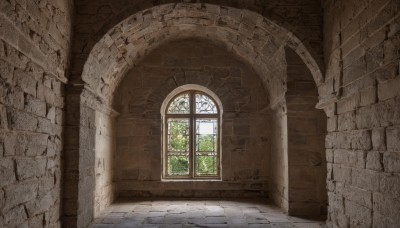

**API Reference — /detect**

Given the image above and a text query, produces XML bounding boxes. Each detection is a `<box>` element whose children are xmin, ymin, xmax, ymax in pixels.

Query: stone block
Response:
<box><xmin>13</xmin><ymin>68</ymin><xmax>37</xmax><ymax>96</ymax></box>
<box><xmin>386</xmin><ymin>126</ymin><xmax>400</xmax><ymax>152</ymax></box>
<box><xmin>7</xmin><ymin>109</ymin><xmax>38</xmax><ymax>131</ymax></box>
<box><xmin>378</xmin><ymin>76</ymin><xmax>400</xmax><ymax>101</ymax></box>
<box><xmin>334</xmin><ymin>149</ymin><xmax>365</xmax><ymax>169</ymax></box>
<box><xmin>4</xmin><ymin>180</ymin><xmax>38</xmax><ymax>210</ymax></box>
<box><xmin>16</xmin><ymin>158</ymin><xmax>47</xmax><ymax>180</ymax></box>
<box><xmin>342</xmin><ymin>185</ymin><xmax>372</xmax><ymax>208</ymax></box>
<box><xmin>332</xmin><ymin>165</ymin><xmax>352</xmax><ymax>184</ymax></box>
<box><xmin>372</xmin><ymin>127</ymin><xmax>386</xmax><ymax>151</ymax></box>
<box><xmin>359</xmin><ymin>86</ymin><xmax>377</xmax><ymax>107</ymax></box>
<box><xmin>383</xmin><ymin>152</ymin><xmax>400</xmax><ymax>173</ymax></box>
<box><xmin>373</xmin><ymin>192</ymin><xmax>400</xmax><ymax>219</ymax></box>
<box><xmin>326</xmin><ymin>149</ymin><xmax>334</xmax><ymax>163</ymax></box>
<box><xmin>3</xmin><ymin>205</ymin><xmax>27</xmax><ymax>227</ymax></box>
<box><xmin>327</xmin><ymin>116</ymin><xmax>337</xmax><ymax>132</ymax></box>
<box><xmin>0</xmin><ymin>158</ymin><xmax>15</xmax><ymax>188</ymax></box>
<box><xmin>25</xmin><ymin>133</ymin><xmax>49</xmax><ymax>156</ymax></box>
<box><xmin>343</xmin><ymin>57</ymin><xmax>366</xmax><ymax>86</ymax></box>
<box><xmin>0</xmin><ymin>103</ymin><xmax>8</xmax><ymax>129</ymax></box>
<box><xmin>351</xmin><ymin>130</ymin><xmax>372</xmax><ymax>151</ymax></box>
<box><xmin>29</xmin><ymin>215</ymin><xmax>44</xmax><ymax>228</ymax></box>
<box><xmin>47</xmin><ymin>106</ymin><xmax>56</xmax><ymax>123</ymax></box>
<box><xmin>373</xmin><ymin>211</ymin><xmax>400</xmax><ymax>228</ymax></box>
<box><xmin>356</xmin><ymin>96</ymin><xmax>400</xmax><ymax>129</ymax></box>
<box><xmin>379</xmin><ymin>174</ymin><xmax>400</xmax><ymax>199</ymax></box>
<box><xmin>337</xmin><ymin>94</ymin><xmax>360</xmax><ymax>114</ymax></box>
<box><xmin>26</xmin><ymin>188</ymin><xmax>58</xmax><ymax>217</ymax></box>
<box><xmin>3</xmin><ymin>132</ymin><xmax>17</xmax><ymax>156</ymax></box>
<box><xmin>351</xmin><ymin>168</ymin><xmax>380</xmax><ymax>192</ymax></box>
<box><xmin>25</xmin><ymin>94</ymin><xmax>47</xmax><ymax>117</ymax></box>
<box><xmin>337</xmin><ymin>111</ymin><xmax>356</xmax><ymax>131</ymax></box>
<box><xmin>0</xmin><ymin>59</ymin><xmax>13</xmax><ymax>82</ymax></box>
<box><xmin>37</xmin><ymin>117</ymin><xmax>54</xmax><ymax>134</ymax></box>
<box><xmin>366</xmin><ymin>151</ymin><xmax>383</xmax><ymax>171</ymax></box>
<box><xmin>345</xmin><ymin>200</ymin><xmax>372</xmax><ymax>228</ymax></box>
<box><xmin>323</xmin><ymin>102</ymin><xmax>336</xmax><ymax>117</ymax></box>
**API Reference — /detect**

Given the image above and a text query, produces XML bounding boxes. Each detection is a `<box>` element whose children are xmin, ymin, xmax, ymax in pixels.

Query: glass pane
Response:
<box><xmin>168</xmin><ymin>155</ymin><xmax>189</xmax><ymax>176</ymax></box>
<box><xmin>195</xmin><ymin>93</ymin><xmax>217</xmax><ymax>114</ymax></box>
<box><xmin>168</xmin><ymin>93</ymin><xmax>190</xmax><ymax>114</ymax></box>
<box><xmin>168</xmin><ymin>119</ymin><xmax>189</xmax><ymax>152</ymax></box>
<box><xmin>196</xmin><ymin>119</ymin><xmax>217</xmax><ymax>152</ymax></box>
<box><xmin>195</xmin><ymin>118</ymin><xmax>218</xmax><ymax>176</ymax></box>
<box><xmin>196</xmin><ymin>155</ymin><xmax>218</xmax><ymax>176</ymax></box>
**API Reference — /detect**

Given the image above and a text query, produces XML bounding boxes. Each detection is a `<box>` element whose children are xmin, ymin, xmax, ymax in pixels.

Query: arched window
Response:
<box><xmin>162</xmin><ymin>88</ymin><xmax>221</xmax><ymax>179</ymax></box>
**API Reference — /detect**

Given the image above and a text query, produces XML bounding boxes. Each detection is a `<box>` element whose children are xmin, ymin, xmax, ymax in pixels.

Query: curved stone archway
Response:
<box><xmin>71</xmin><ymin>0</ymin><xmax>324</xmax><ymax>83</ymax></box>
<box><xmin>64</xmin><ymin>3</ymin><xmax>328</xmax><ymax>227</ymax></box>
<box><xmin>79</xmin><ymin>3</ymin><xmax>324</xmax><ymax>105</ymax></box>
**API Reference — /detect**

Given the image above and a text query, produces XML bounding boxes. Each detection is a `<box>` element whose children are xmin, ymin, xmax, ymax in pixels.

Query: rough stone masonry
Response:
<box><xmin>0</xmin><ymin>0</ymin><xmax>399</xmax><ymax>228</ymax></box>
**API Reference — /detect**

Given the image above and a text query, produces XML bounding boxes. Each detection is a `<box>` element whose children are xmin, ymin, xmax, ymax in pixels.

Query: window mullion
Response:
<box><xmin>189</xmin><ymin>91</ymin><xmax>194</xmax><ymax>178</ymax></box>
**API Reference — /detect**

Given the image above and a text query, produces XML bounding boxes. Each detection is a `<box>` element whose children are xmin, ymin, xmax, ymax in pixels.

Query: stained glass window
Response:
<box><xmin>164</xmin><ymin>91</ymin><xmax>220</xmax><ymax>179</ymax></box>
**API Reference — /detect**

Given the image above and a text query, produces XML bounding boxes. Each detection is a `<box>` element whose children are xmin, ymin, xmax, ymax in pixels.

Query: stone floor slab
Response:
<box><xmin>91</xmin><ymin>199</ymin><xmax>325</xmax><ymax>228</ymax></box>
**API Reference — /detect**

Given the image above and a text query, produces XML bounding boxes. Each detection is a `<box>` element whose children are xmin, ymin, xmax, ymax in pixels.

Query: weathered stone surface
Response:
<box><xmin>334</xmin><ymin>149</ymin><xmax>365</xmax><ymax>168</ymax></box>
<box><xmin>379</xmin><ymin>174</ymin><xmax>400</xmax><ymax>199</ymax></box>
<box><xmin>0</xmin><ymin>103</ymin><xmax>7</xmax><ymax>129</ymax></box>
<box><xmin>337</xmin><ymin>111</ymin><xmax>356</xmax><ymax>131</ymax></box>
<box><xmin>386</xmin><ymin>126</ymin><xmax>400</xmax><ymax>152</ymax></box>
<box><xmin>25</xmin><ymin>95</ymin><xmax>47</xmax><ymax>117</ymax></box>
<box><xmin>0</xmin><ymin>159</ymin><xmax>15</xmax><ymax>188</ymax></box>
<box><xmin>373</xmin><ymin>192</ymin><xmax>400</xmax><ymax>220</ymax></box>
<box><xmin>4</xmin><ymin>181</ymin><xmax>38</xmax><ymax>210</ymax></box>
<box><xmin>0</xmin><ymin>0</ymin><xmax>71</xmax><ymax>226</ymax></box>
<box><xmin>351</xmin><ymin>169</ymin><xmax>380</xmax><ymax>192</ymax></box>
<box><xmin>366</xmin><ymin>151</ymin><xmax>383</xmax><ymax>171</ymax></box>
<box><xmin>383</xmin><ymin>152</ymin><xmax>400</xmax><ymax>173</ymax></box>
<box><xmin>345</xmin><ymin>200</ymin><xmax>372</xmax><ymax>228</ymax></box>
<box><xmin>3</xmin><ymin>205</ymin><xmax>27</xmax><ymax>227</ymax></box>
<box><xmin>7</xmin><ymin>109</ymin><xmax>38</xmax><ymax>131</ymax></box>
<box><xmin>378</xmin><ymin>76</ymin><xmax>400</xmax><ymax>101</ymax></box>
<box><xmin>26</xmin><ymin>188</ymin><xmax>58</xmax><ymax>217</ymax></box>
<box><xmin>1</xmin><ymin>0</ymin><xmax>400</xmax><ymax>227</ymax></box>
<box><xmin>372</xmin><ymin>127</ymin><xmax>386</xmax><ymax>151</ymax></box>
<box><xmin>16</xmin><ymin>158</ymin><xmax>47</xmax><ymax>180</ymax></box>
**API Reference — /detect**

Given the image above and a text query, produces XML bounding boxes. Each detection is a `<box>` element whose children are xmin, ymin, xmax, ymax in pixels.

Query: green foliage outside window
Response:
<box><xmin>167</xmin><ymin>119</ymin><xmax>218</xmax><ymax>176</ymax></box>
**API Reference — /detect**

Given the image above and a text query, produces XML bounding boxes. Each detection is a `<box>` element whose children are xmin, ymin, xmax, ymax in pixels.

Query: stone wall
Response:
<box><xmin>286</xmin><ymin>48</ymin><xmax>327</xmax><ymax>218</ymax></box>
<box><xmin>94</xmin><ymin>111</ymin><xmax>115</xmax><ymax>217</ymax></box>
<box><xmin>113</xmin><ymin>38</ymin><xmax>271</xmax><ymax>198</ymax></box>
<box><xmin>64</xmin><ymin>86</ymin><xmax>116</xmax><ymax>227</ymax></box>
<box><xmin>0</xmin><ymin>0</ymin><xmax>73</xmax><ymax>227</ymax></box>
<box><xmin>269</xmin><ymin>105</ymin><xmax>289</xmax><ymax>212</ymax></box>
<box><xmin>322</xmin><ymin>0</ymin><xmax>400</xmax><ymax>227</ymax></box>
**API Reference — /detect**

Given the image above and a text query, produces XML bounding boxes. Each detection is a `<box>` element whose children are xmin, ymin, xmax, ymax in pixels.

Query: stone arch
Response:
<box><xmin>72</xmin><ymin>1</ymin><xmax>323</xmax><ymax>84</ymax></box>
<box><xmin>78</xmin><ymin>3</ymin><xmax>324</xmax><ymax>104</ymax></box>
<box><xmin>64</xmin><ymin>3</ymin><xmax>327</xmax><ymax>227</ymax></box>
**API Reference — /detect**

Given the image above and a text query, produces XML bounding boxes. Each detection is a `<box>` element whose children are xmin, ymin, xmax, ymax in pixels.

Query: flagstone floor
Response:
<box><xmin>92</xmin><ymin>199</ymin><xmax>325</xmax><ymax>228</ymax></box>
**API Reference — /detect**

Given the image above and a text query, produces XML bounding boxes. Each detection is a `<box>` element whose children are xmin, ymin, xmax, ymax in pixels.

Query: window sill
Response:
<box><xmin>161</xmin><ymin>179</ymin><xmax>222</xmax><ymax>182</ymax></box>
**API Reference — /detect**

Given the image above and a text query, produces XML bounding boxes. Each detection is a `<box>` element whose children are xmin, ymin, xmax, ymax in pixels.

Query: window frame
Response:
<box><xmin>163</xmin><ymin>90</ymin><xmax>221</xmax><ymax>180</ymax></box>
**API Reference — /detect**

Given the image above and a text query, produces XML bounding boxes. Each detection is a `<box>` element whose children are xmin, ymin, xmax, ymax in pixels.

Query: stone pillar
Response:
<box><xmin>63</xmin><ymin>84</ymin><xmax>96</xmax><ymax>227</ymax></box>
<box><xmin>285</xmin><ymin>48</ymin><xmax>327</xmax><ymax>218</ymax></box>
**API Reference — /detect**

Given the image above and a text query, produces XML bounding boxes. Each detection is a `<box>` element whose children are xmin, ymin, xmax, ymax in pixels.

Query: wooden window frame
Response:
<box><xmin>163</xmin><ymin>90</ymin><xmax>221</xmax><ymax>179</ymax></box>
